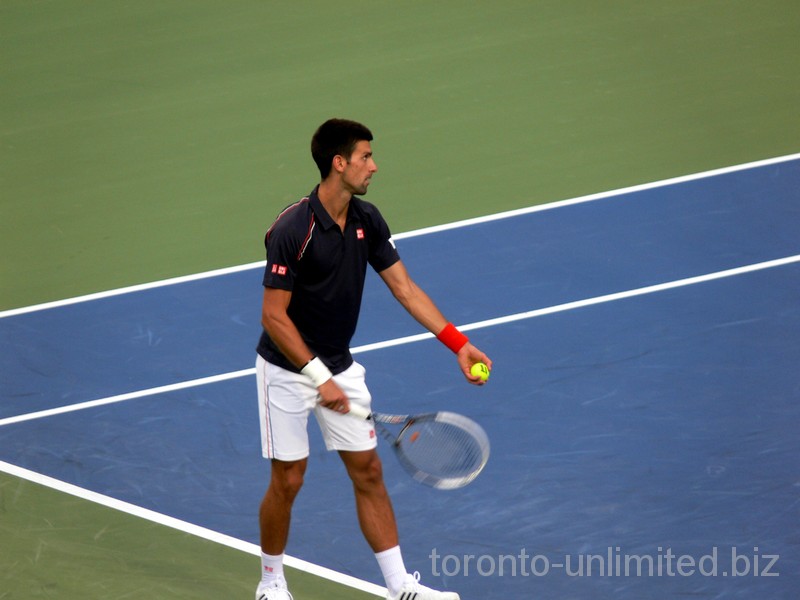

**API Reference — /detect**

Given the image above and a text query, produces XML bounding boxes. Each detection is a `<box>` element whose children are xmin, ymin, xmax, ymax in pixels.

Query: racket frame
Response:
<box><xmin>347</xmin><ymin>403</ymin><xmax>490</xmax><ymax>489</ymax></box>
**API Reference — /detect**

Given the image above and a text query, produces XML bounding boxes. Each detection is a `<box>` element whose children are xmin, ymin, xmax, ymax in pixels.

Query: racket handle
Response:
<box><xmin>347</xmin><ymin>403</ymin><xmax>372</xmax><ymax>420</ymax></box>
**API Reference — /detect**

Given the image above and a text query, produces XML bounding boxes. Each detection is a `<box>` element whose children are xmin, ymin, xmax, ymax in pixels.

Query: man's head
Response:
<box><xmin>311</xmin><ymin>119</ymin><xmax>374</xmax><ymax>180</ymax></box>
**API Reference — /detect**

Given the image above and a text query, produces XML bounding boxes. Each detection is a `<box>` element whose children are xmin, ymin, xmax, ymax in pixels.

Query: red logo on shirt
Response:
<box><xmin>356</xmin><ymin>228</ymin><xmax>365</xmax><ymax>240</ymax></box>
<box><xmin>271</xmin><ymin>264</ymin><xmax>287</xmax><ymax>276</ymax></box>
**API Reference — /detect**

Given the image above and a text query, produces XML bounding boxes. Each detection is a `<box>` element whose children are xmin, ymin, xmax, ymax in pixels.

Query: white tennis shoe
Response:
<box><xmin>387</xmin><ymin>572</ymin><xmax>460</xmax><ymax>600</ymax></box>
<box><xmin>255</xmin><ymin>575</ymin><xmax>293</xmax><ymax>600</ymax></box>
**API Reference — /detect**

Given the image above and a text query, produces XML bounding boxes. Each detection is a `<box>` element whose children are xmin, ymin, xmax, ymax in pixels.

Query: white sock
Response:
<box><xmin>260</xmin><ymin>552</ymin><xmax>284</xmax><ymax>585</ymax></box>
<box><xmin>375</xmin><ymin>546</ymin><xmax>408</xmax><ymax>597</ymax></box>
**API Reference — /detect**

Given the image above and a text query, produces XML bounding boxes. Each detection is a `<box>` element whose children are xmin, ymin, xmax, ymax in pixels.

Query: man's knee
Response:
<box><xmin>341</xmin><ymin>450</ymin><xmax>385</xmax><ymax>490</ymax></box>
<box><xmin>269</xmin><ymin>459</ymin><xmax>306</xmax><ymax>500</ymax></box>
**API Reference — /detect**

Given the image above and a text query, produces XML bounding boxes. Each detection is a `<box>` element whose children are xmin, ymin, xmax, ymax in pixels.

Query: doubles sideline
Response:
<box><xmin>0</xmin><ymin>460</ymin><xmax>388</xmax><ymax>597</ymax></box>
<box><xmin>1</xmin><ymin>152</ymin><xmax>798</xmax><ymax>320</ymax></box>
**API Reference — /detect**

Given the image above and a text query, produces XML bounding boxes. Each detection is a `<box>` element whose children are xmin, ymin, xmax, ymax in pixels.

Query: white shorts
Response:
<box><xmin>256</xmin><ymin>354</ymin><xmax>377</xmax><ymax>461</ymax></box>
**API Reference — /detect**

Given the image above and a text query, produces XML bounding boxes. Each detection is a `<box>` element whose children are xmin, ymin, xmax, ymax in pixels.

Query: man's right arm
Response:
<box><xmin>261</xmin><ymin>287</ymin><xmax>350</xmax><ymax>411</ymax></box>
<box><xmin>261</xmin><ymin>287</ymin><xmax>314</xmax><ymax>369</ymax></box>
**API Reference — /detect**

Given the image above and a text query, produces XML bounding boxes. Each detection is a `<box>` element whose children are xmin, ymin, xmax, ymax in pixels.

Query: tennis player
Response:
<box><xmin>255</xmin><ymin>118</ymin><xmax>492</xmax><ymax>600</ymax></box>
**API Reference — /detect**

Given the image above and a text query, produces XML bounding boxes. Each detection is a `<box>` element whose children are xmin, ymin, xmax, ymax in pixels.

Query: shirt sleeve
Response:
<box><xmin>366</xmin><ymin>204</ymin><xmax>401</xmax><ymax>273</ymax></box>
<box><xmin>262</xmin><ymin>218</ymin><xmax>304</xmax><ymax>291</ymax></box>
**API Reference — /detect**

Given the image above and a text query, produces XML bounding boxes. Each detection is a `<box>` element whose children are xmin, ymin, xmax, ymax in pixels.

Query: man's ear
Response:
<box><xmin>332</xmin><ymin>154</ymin><xmax>347</xmax><ymax>173</ymax></box>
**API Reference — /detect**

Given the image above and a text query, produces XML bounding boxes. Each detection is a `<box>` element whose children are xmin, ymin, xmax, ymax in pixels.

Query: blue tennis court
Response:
<box><xmin>1</xmin><ymin>156</ymin><xmax>798</xmax><ymax>599</ymax></box>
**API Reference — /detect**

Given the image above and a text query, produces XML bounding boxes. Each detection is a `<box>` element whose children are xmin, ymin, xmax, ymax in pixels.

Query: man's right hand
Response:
<box><xmin>317</xmin><ymin>378</ymin><xmax>350</xmax><ymax>414</ymax></box>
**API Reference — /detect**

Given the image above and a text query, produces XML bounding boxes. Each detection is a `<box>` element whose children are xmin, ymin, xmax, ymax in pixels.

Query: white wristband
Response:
<box><xmin>301</xmin><ymin>357</ymin><xmax>333</xmax><ymax>388</ymax></box>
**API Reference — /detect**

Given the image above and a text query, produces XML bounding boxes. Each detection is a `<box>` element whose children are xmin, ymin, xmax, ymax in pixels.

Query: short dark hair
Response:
<box><xmin>311</xmin><ymin>119</ymin><xmax>373</xmax><ymax>179</ymax></box>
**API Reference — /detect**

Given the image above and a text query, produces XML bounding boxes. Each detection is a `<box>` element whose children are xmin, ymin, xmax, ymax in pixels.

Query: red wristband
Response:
<box><xmin>436</xmin><ymin>322</ymin><xmax>469</xmax><ymax>353</ymax></box>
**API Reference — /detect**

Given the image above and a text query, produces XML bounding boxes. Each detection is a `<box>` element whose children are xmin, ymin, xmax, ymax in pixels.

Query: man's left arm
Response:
<box><xmin>378</xmin><ymin>260</ymin><xmax>492</xmax><ymax>384</ymax></box>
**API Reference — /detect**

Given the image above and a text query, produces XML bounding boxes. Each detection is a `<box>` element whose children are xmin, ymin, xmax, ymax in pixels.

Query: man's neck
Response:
<box><xmin>317</xmin><ymin>179</ymin><xmax>351</xmax><ymax>228</ymax></box>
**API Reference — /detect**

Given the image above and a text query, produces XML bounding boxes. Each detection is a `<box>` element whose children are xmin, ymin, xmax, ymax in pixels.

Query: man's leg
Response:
<box><xmin>338</xmin><ymin>449</ymin><xmax>398</xmax><ymax>551</ymax></box>
<box><xmin>338</xmin><ymin>449</ymin><xmax>460</xmax><ymax>600</ymax></box>
<box><xmin>257</xmin><ymin>458</ymin><xmax>306</xmax><ymax>599</ymax></box>
<box><xmin>260</xmin><ymin>458</ymin><xmax>307</xmax><ymax>553</ymax></box>
<box><xmin>339</xmin><ymin>449</ymin><xmax>410</xmax><ymax>597</ymax></box>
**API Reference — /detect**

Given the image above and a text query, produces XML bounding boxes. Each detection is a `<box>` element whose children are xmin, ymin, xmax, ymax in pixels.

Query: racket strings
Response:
<box><xmin>398</xmin><ymin>420</ymin><xmax>487</xmax><ymax>479</ymax></box>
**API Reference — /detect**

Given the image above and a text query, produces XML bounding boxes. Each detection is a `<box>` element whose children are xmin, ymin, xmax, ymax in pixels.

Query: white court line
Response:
<box><xmin>2</xmin><ymin>259</ymin><xmax>797</xmax><ymax>596</ymax></box>
<box><xmin>0</xmin><ymin>368</ymin><xmax>256</xmax><ymax>427</ymax></box>
<box><xmin>1</xmin><ymin>151</ymin><xmax>798</xmax><ymax>320</ymax></box>
<box><xmin>0</xmin><ymin>460</ymin><xmax>387</xmax><ymax>597</ymax></box>
<box><xmin>1</xmin><ymin>154</ymin><xmax>798</xmax><ymax>595</ymax></box>
<box><xmin>2</xmin><ymin>253</ymin><xmax>798</xmax><ymax>429</ymax></box>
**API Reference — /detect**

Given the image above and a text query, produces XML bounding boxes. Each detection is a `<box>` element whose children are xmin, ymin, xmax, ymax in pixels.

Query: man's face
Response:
<box><xmin>341</xmin><ymin>140</ymin><xmax>378</xmax><ymax>195</ymax></box>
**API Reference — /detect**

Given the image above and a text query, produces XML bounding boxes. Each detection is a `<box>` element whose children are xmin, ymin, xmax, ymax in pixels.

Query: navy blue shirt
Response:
<box><xmin>256</xmin><ymin>186</ymin><xmax>401</xmax><ymax>374</ymax></box>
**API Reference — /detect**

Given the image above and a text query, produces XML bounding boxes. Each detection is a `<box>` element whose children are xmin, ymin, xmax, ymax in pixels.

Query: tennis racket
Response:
<box><xmin>347</xmin><ymin>403</ymin><xmax>490</xmax><ymax>490</ymax></box>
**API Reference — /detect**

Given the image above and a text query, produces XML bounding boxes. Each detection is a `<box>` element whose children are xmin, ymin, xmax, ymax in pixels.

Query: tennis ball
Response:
<box><xmin>470</xmin><ymin>362</ymin><xmax>490</xmax><ymax>382</ymax></box>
